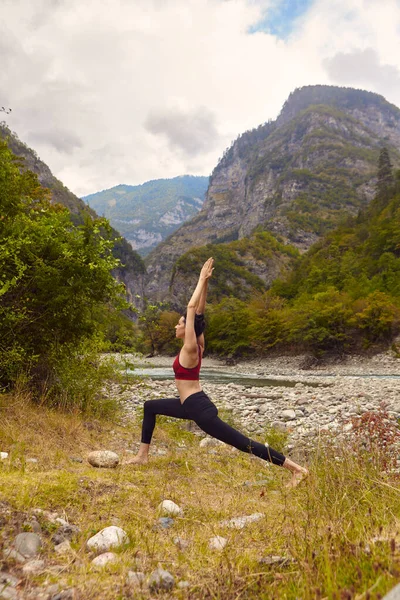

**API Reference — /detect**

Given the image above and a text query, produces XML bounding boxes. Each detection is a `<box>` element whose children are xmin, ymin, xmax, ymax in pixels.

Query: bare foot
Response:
<box><xmin>286</xmin><ymin>468</ymin><xmax>309</xmax><ymax>489</ymax></box>
<box><xmin>122</xmin><ymin>455</ymin><xmax>149</xmax><ymax>465</ymax></box>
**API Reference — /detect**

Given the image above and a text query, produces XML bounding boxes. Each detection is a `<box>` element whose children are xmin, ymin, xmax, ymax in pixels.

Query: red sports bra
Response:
<box><xmin>173</xmin><ymin>346</ymin><xmax>202</xmax><ymax>380</ymax></box>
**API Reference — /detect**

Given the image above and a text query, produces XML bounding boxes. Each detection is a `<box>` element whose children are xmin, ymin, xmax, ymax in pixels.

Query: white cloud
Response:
<box><xmin>1</xmin><ymin>0</ymin><xmax>400</xmax><ymax>197</ymax></box>
<box><xmin>323</xmin><ymin>48</ymin><xmax>400</xmax><ymax>93</ymax></box>
<box><xmin>145</xmin><ymin>106</ymin><xmax>220</xmax><ymax>156</ymax></box>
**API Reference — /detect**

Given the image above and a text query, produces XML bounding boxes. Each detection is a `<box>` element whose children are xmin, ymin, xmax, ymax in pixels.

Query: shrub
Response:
<box><xmin>349</xmin><ymin>405</ymin><xmax>400</xmax><ymax>471</ymax></box>
<box><xmin>206</xmin><ymin>297</ymin><xmax>251</xmax><ymax>356</ymax></box>
<box><xmin>0</xmin><ymin>138</ymin><xmax>126</xmax><ymax>406</ymax></box>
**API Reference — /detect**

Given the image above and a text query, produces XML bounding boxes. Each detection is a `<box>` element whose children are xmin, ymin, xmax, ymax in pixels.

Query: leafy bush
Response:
<box><xmin>135</xmin><ymin>304</ymin><xmax>181</xmax><ymax>355</ymax></box>
<box><xmin>0</xmin><ymin>139</ymin><xmax>127</xmax><ymax>406</ymax></box>
<box><xmin>287</xmin><ymin>288</ymin><xmax>355</xmax><ymax>355</ymax></box>
<box><xmin>351</xmin><ymin>291</ymin><xmax>400</xmax><ymax>347</ymax></box>
<box><xmin>206</xmin><ymin>298</ymin><xmax>251</xmax><ymax>356</ymax></box>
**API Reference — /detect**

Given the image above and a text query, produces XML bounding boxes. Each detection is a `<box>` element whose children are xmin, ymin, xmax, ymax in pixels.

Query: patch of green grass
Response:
<box><xmin>263</xmin><ymin>423</ymin><xmax>289</xmax><ymax>454</ymax></box>
<box><xmin>0</xmin><ymin>391</ymin><xmax>399</xmax><ymax>599</ymax></box>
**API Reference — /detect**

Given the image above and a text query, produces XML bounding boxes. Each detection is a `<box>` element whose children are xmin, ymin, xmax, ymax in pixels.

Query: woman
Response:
<box><xmin>128</xmin><ymin>258</ymin><xmax>309</xmax><ymax>487</ymax></box>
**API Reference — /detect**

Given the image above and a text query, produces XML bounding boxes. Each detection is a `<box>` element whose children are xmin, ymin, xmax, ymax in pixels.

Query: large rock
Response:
<box><xmin>86</xmin><ymin>526</ymin><xmax>129</xmax><ymax>554</ymax></box>
<box><xmin>87</xmin><ymin>450</ymin><xmax>119</xmax><ymax>468</ymax></box>
<box><xmin>13</xmin><ymin>533</ymin><xmax>42</xmax><ymax>558</ymax></box>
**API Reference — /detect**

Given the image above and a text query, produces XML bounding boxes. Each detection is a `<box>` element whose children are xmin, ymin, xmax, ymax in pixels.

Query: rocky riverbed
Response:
<box><xmin>112</xmin><ymin>351</ymin><xmax>400</xmax><ymax>462</ymax></box>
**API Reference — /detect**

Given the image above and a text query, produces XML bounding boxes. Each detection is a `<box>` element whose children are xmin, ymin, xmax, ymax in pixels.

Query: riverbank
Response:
<box><xmin>114</xmin><ymin>350</ymin><xmax>400</xmax><ymax>467</ymax></box>
<box><xmin>119</xmin><ymin>347</ymin><xmax>400</xmax><ymax>377</ymax></box>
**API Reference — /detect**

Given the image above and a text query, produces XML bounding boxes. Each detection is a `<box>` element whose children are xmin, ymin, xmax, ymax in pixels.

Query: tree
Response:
<box><xmin>0</xmin><ymin>138</ymin><xmax>125</xmax><ymax>396</ymax></box>
<box><xmin>376</xmin><ymin>147</ymin><xmax>394</xmax><ymax>203</ymax></box>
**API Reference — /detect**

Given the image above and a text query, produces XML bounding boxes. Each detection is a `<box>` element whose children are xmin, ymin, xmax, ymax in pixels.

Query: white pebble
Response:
<box><xmin>209</xmin><ymin>536</ymin><xmax>227</xmax><ymax>550</ymax></box>
<box><xmin>91</xmin><ymin>552</ymin><xmax>118</xmax><ymax>568</ymax></box>
<box><xmin>86</xmin><ymin>526</ymin><xmax>129</xmax><ymax>554</ymax></box>
<box><xmin>158</xmin><ymin>500</ymin><xmax>182</xmax><ymax>516</ymax></box>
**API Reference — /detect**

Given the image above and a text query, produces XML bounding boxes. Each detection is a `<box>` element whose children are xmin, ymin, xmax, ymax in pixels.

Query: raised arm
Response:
<box><xmin>196</xmin><ymin>277</ymin><xmax>209</xmax><ymax>315</ymax></box>
<box><xmin>182</xmin><ymin>258</ymin><xmax>214</xmax><ymax>356</ymax></box>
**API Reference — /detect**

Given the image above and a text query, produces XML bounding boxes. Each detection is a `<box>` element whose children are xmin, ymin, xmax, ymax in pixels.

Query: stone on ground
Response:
<box><xmin>220</xmin><ymin>513</ymin><xmax>264</xmax><ymax>529</ymax></box>
<box><xmin>208</xmin><ymin>536</ymin><xmax>227</xmax><ymax>551</ymax></box>
<box><xmin>158</xmin><ymin>500</ymin><xmax>182</xmax><ymax>516</ymax></box>
<box><xmin>54</xmin><ymin>540</ymin><xmax>73</xmax><ymax>555</ymax></box>
<box><xmin>173</xmin><ymin>537</ymin><xmax>189</xmax><ymax>550</ymax></box>
<box><xmin>87</xmin><ymin>450</ymin><xmax>119</xmax><ymax>468</ymax></box>
<box><xmin>0</xmin><ymin>572</ymin><xmax>20</xmax><ymax>600</ymax></box>
<box><xmin>86</xmin><ymin>526</ymin><xmax>129</xmax><ymax>554</ymax></box>
<box><xmin>22</xmin><ymin>560</ymin><xmax>46</xmax><ymax>575</ymax></box>
<box><xmin>126</xmin><ymin>571</ymin><xmax>146</xmax><ymax>588</ymax></box>
<box><xmin>0</xmin><ymin>587</ymin><xmax>19</xmax><ymax>599</ymax></box>
<box><xmin>148</xmin><ymin>568</ymin><xmax>175</xmax><ymax>592</ymax></box>
<box><xmin>13</xmin><ymin>533</ymin><xmax>42</xmax><ymax>558</ymax></box>
<box><xmin>259</xmin><ymin>555</ymin><xmax>292</xmax><ymax>566</ymax></box>
<box><xmin>91</xmin><ymin>552</ymin><xmax>118</xmax><ymax>568</ymax></box>
<box><xmin>199</xmin><ymin>437</ymin><xmax>223</xmax><ymax>448</ymax></box>
<box><xmin>157</xmin><ymin>517</ymin><xmax>174</xmax><ymax>529</ymax></box>
<box><xmin>382</xmin><ymin>582</ymin><xmax>400</xmax><ymax>600</ymax></box>
<box><xmin>281</xmin><ymin>409</ymin><xmax>296</xmax><ymax>421</ymax></box>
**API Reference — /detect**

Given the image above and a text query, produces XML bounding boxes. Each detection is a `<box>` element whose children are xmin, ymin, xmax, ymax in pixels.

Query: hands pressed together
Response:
<box><xmin>200</xmin><ymin>257</ymin><xmax>214</xmax><ymax>280</ymax></box>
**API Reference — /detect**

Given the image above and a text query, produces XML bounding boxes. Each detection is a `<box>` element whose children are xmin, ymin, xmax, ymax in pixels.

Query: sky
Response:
<box><xmin>1</xmin><ymin>0</ymin><xmax>400</xmax><ymax>197</ymax></box>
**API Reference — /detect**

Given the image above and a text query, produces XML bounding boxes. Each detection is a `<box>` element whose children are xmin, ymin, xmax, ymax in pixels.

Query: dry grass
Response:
<box><xmin>0</xmin><ymin>390</ymin><xmax>399</xmax><ymax>599</ymax></box>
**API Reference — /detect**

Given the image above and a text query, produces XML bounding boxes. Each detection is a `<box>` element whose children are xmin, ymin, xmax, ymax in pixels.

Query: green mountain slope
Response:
<box><xmin>144</xmin><ymin>86</ymin><xmax>400</xmax><ymax>302</ymax></box>
<box><xmin>83</xmin><ymin>175</ymin><xmax>209</xmax><ymax>256</ymax></box>
<box><xmin>206</xmin><ymin>176</ymin><xmax>400</xmax><ymax>356</ymax></box>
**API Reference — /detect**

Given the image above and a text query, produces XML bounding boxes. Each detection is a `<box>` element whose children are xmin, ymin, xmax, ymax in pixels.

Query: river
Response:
<box><xmin>124</xmin><ymin>366</ymin><xmax>400</xmax><ymax>388</ymax></box>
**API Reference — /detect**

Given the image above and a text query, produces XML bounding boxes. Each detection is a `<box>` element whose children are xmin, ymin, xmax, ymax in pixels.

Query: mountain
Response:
<box><xmin>82</xmin><ymin>175</ymin><xmax>209</xmax><ymax>256</ymax></box>
<box><xmin>205</xmin><ymin>179</ymin><xmax>400</xmax><ymax>356</ymax></box>
<box><xmin>0</xmin><ymin>122</ymin><xmax>146</xmax><ymax>302</ymax></box>
<box><xmin>144</xmin><ymin>85</ymin><xmax>400</xmax><ymax>304</ymax></box>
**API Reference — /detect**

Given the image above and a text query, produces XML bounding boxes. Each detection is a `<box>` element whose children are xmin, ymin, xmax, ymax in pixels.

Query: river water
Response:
<box><xmin>124</xmin><ymin>366</ymin><xmax>400</xmax><ymax>388</ymax></box>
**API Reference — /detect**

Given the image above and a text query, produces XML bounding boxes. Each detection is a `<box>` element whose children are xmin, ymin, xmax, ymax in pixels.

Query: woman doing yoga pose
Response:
<box><xmin>127</xmin><ymin>258</ymin><xmax>308</xmax><ymax>487</ymax></box>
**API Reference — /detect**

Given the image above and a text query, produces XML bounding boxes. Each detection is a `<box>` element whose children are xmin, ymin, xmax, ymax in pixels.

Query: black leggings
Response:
<box><xmin>140</xmin><ymin>391</ymin><xmax>286</xmax><ymax>466</ymax></box>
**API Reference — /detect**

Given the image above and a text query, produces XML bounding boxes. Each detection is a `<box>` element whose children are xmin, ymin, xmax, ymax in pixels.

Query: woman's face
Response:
<box><xmin>175</xmin><ymin>316</ymin><xmax>186</xmax><ymax>339</ymax></box>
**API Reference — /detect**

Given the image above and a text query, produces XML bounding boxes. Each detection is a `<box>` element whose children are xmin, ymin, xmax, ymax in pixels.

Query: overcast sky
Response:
<box><xmin>1</xmin><ymin>0</ymin><xmax>400</xmax><ymax>197</ymax></box>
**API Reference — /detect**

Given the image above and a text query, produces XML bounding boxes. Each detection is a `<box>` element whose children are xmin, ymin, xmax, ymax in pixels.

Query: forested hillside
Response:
<box><xmin>205</xmin><ymin>156</ymin><xmax>400</xmax><ymax>357</ymax></box>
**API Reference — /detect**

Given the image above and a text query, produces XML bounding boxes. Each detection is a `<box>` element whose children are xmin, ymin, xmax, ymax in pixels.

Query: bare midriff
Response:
<box><xmin>175</xmin><ymin>379</ymin><xmax>202</xmax><ymax>404</ymax></box>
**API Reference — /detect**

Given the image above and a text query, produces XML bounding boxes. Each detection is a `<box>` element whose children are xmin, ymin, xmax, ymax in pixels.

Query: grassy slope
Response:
<box><xmin>0</xmin><ymin>390</ymin><xmax>399</xmax><ymax>599</ymax></box>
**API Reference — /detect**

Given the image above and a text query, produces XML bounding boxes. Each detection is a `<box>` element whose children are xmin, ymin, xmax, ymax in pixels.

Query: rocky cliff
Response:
<box><xmin>145</xmin><ymin>86</ymin><xmax>400</xmax><ymax>303</ymax></box>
